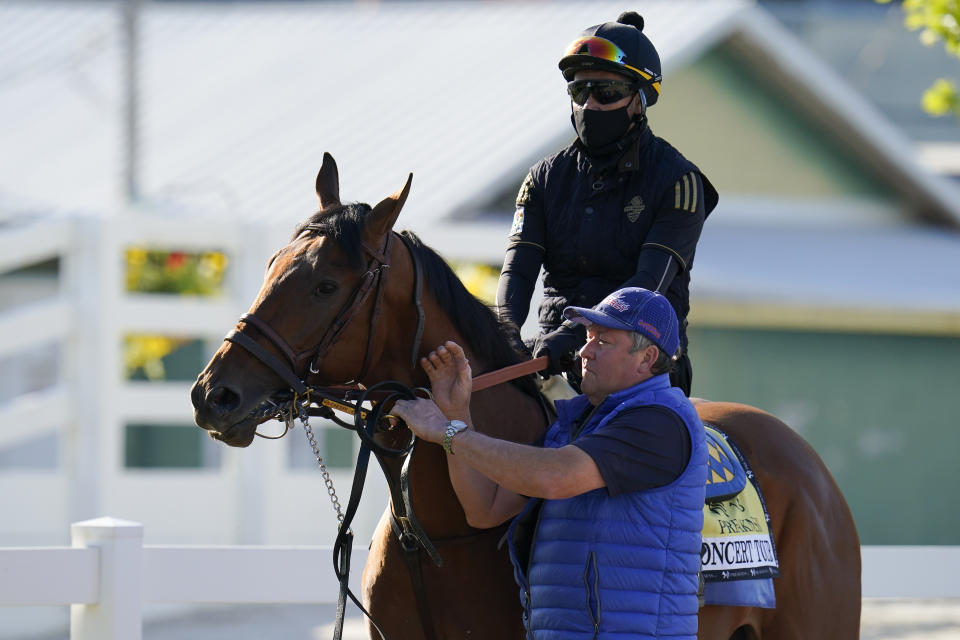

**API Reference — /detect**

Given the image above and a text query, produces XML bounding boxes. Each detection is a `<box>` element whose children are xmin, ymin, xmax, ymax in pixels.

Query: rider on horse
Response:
<box><xmin>394</xmin><ymin>287</ymin><xmax>707</xmax><ymax>639</ymax></box>
<box><xmin>496</xmin><ymin>11</ymin><xmax>719</xmax><ymax>396</ymax></box>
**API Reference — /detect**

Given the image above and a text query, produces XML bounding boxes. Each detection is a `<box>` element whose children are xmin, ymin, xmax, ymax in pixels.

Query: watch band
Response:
<box><xmin>442</xmin><ymin>420</ymin><xmax>468</xmax><ymax>454</ymax></box>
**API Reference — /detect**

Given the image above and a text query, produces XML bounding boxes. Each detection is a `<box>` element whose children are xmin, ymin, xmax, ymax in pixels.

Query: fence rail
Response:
<box><xmin>1</xmin><ymin>518</ymin><xmax>958</xmax><ymax>640</ymax></box>
<box><xmin>0</xmin><ymin>214</ymin><xmax>393</xmax><ymax>550</ymax></box>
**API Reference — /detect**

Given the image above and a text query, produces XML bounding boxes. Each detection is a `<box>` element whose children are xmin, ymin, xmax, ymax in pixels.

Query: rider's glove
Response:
<box><xmin>531</xmin><ymin>324</ymin><xmax>584</xmax><ymax>376</ymax></box>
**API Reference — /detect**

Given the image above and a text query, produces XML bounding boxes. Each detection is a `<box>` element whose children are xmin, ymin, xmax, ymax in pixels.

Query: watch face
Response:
<box><xmin>443</xmin><ymin>420</ymin><xmax>468</xmax><ymax>454</ymax></box>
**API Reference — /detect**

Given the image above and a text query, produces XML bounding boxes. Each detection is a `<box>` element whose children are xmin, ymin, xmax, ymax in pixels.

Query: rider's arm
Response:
<box><xmin>623</xmin><ymin>171</ymin><xmax>707</xmax><ymax>293</ymax></box>
<box><xmin>496</xmin><ymin>171</ymin><xmax>546</xmax><ymax>331</ymax></box>
<box><xmin>496</xmin><ymin>244</ymin><xmax>542</xmax><ymax>331</ymax></box>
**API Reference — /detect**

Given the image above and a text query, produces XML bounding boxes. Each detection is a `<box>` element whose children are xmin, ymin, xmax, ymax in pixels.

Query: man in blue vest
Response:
<box><xmin>393</xmin><ymin>287</ymin><xmax>707</xmax><ymax>639</ymax></box>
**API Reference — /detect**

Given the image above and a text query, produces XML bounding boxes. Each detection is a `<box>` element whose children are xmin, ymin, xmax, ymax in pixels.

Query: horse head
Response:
<box><xmin>191</xmin><ymin>153</ymin><xmax>415</xmax><ymax>446</ymax></box>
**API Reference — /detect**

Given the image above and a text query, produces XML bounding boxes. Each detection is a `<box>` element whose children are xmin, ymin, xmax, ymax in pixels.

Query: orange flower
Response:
<box><xmin>165</xmin><ymin>251</ymin><xmax>187</xmax><ymax>270</ymax></box>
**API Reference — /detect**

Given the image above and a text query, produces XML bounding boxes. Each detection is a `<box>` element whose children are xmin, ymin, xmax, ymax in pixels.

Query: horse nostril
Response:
<box><xmin>207</xmin><ymin>385</ymin><xmax>242</xmax><ymax>414</ymax></box>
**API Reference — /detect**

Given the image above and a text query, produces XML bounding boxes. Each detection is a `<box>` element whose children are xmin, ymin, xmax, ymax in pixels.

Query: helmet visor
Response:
<box><xmin>562</xmin><ymin>36</ymin><xmax>660</xmax><ymax>86</ymax></box>
<box><xmin>564</xmin><ymin>36</ymin><xmax>630</xmax><ymax>65</ymax></box>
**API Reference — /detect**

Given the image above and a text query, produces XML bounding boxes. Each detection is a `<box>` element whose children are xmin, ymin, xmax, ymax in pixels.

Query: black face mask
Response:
<box><xmin>572</xmin><ymin>105</ymin><xmax>633</xmax><ymax>150</ymax></box>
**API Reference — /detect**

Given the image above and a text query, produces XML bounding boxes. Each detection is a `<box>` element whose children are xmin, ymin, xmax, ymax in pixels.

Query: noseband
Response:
<box><xmin>222</xmin><ymin>230</ymin><xmax>424</xmax><ymax>396</ymax></box>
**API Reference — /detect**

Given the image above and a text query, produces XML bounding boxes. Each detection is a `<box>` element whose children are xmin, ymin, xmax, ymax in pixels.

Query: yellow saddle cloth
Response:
<box><xmin>700</xmin><ymin>426</ymin><xmax>779</xmax><ymax>606</ymax></box>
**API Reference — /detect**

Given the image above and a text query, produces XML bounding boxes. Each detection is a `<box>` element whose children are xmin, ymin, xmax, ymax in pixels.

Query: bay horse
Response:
<box><xmin>191</xmin><ymin>154</ymin><xmax>861</xmax><ymax>639</ymax></box>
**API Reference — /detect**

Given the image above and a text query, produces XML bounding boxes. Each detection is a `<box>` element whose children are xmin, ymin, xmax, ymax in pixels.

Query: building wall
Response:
<box><xmin>651</xmin><ymin>42</ymin><xmax>895</xmax><ymax>202</ymax></box>
<box><xmin>687</xmin><ymin>323</ymin><xmax>960</xmax><ymax>544</ymax></box>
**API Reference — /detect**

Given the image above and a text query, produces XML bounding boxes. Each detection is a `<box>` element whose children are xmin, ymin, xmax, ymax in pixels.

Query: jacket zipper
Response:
<box><xmin>524</xmin><ymin>505</ymin><xmax>546</xmax><ymax>629</ymax></box>
<box><xmin>585</xmin><ymin>550</ymin><xmax>601</xmax><ymax>638</ymax></box>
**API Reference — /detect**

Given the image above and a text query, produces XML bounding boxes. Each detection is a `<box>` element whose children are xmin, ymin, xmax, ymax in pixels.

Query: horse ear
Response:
<box><xmin>315</xmin><ymin>152</ymin><xmax>341</xmax><ymax>209</ymax></box>
<box><xmin>366</xmin><ymin>172</ymin><xmax>413</xmax><ymax>240</ymax></box>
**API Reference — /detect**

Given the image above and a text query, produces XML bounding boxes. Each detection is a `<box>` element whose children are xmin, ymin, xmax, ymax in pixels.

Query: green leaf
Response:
<box><xmin>922</xmin><ymin>78</ymin><xmax>960</xmax><ymax>117</ymax></box>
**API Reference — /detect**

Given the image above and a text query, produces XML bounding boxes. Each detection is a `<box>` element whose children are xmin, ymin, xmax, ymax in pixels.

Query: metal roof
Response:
<box><xmin>3</xmin><ymin>0</ymin><xmax>958</xmax><ymax>227</ymax></box>
<box><xmin>0</xmin><ymin>2</ymin><xmax>795</xmax><ymax>216</ymax></box>
<box><xmin>4</xmin><ymin>1</ymin><xmax>960</xmax><ymax>316</ymax></box>
<box><xmin>0</xmin><ymin>1</ymin><xmax>729</xmax><ymax>222</ymax></box>
<box><xmin>693</xmin><ymin>222</ymin><xmax>960</xmax><ymax>320</ymax></box>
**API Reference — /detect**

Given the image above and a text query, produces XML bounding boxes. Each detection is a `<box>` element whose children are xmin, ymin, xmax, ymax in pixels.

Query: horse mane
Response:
<box><xmin>397</xmin><ymin>230</ymin><xmax>530</xmax><ymax>376</ymax></box>
<box><xmin>294</xmin><ymin>205</ymin><xmax>538</xmax><ymax>397</ymax></box>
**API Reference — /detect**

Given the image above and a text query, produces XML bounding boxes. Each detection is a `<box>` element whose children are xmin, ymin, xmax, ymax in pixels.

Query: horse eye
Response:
<box><xmin>314</xmin><ymin>280</ymin><xmax>338</xmax><ymax>296</ymax></box>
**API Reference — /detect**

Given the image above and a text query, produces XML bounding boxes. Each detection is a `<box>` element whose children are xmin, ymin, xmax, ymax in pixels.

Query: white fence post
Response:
<box><xmin>70</xmin><ymin>517</ymin><xmax>144</xmax><ymax>640</ymax></box>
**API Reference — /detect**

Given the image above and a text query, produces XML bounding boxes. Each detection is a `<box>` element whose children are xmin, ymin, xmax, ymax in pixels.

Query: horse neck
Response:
<box><xmin>369</xmin><ymin>272</ymin><xmax>546</xmax><ymax>539</ymax></box>
<box><xmin>384</xmin><ymin>292</ymin><xmax>547</xmax><ymax>537</ymax></box>
<box><xmin>357</xmin><ymin>239</ymin><xmax>547</xmax><ymax>444</ymax></box>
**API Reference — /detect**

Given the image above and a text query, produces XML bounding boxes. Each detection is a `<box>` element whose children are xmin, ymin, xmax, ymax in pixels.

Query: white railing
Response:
<box><xmin>1</xmin><ymin>517</ymin><xmax>369</xmax><ymax>639</ymax></box>
<box><xmin>0</xmin><ymin>214</ymin><xmax>390</xmax><ymax>549</ymax></box>
<box><xmin>2</xmin><ymin>518</ymin><xmax>959</xmax><ymax>640</ymax></box>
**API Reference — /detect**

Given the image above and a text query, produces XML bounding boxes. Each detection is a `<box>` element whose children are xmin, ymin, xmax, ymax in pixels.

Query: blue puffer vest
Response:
<box><xmin>506</xmin><ymin>374</ymin><xmax>706</xmax><ymax>639</ymax></box>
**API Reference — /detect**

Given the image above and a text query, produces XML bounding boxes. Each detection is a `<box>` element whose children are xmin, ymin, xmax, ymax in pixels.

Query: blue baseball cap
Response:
<box><xmin>563</xmin><ymin>287</ymin><xmax>679</xmax><ymax>356</ymax></box>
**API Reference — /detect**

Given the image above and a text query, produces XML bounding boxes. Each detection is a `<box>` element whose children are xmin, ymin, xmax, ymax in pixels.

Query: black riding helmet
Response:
<box><xmin>559</xmin><ymin>11</ymin><xmax>662</xmax><ymax>107</ymax></box>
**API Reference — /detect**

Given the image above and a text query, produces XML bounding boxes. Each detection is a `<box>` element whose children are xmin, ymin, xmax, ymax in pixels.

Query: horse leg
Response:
<box><xmin>363</xmin><ymin>509</ymin><xmax>425</xmax><ymax>640</ymax></box>
<box><xmin>698</xmin><ymin>605</ymin><xmax>759</xmax><ymax>640</ymax></box>
<box><xmin>362</xmin><ymin>508</ymin><xmax>526</xmax><ymax>640</ymax></box>
<box><xmin>421</xmin><ymin>530</ymin><xmax>525</xmax><ymax>639</ymax></box>
<box><xmin>695</xmin><ymin>403</ymin><xmax>861</xmax><ymax>639</ymax></box>
<box><xmin>755</xmin><ymin>488</ymin><xmax>862</xmax><ymax>639</ymax></box>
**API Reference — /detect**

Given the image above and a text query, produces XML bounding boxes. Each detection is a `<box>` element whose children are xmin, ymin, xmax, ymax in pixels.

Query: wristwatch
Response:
<box><xmin>441</xmin><ymin>420</ymin><xmax>469</xmax><ymax>454</ymax></box>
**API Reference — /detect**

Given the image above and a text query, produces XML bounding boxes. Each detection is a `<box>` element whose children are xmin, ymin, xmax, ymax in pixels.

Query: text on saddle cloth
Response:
<box><xmin>700</xmin><ymin>425</ymin><xmax>780</xmax><ymax>608</ymax></box>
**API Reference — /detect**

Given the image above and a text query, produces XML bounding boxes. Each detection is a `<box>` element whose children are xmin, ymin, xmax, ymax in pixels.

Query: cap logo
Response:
<box><xmin>606</xmin><ymin>297</ymin><xmax>629</xmax><ymax>312</ymax></box>
<box><xmin>637</xmin><ymin>320</ymin><xmax>661</xmax><ymax>339</ymax></box>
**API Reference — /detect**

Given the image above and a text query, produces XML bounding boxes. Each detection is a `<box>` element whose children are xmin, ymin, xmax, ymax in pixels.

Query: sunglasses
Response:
<box><xmin>567</xmin><ymin>79</ymin><xmax>639</xmax><ymax>106</ymax></box>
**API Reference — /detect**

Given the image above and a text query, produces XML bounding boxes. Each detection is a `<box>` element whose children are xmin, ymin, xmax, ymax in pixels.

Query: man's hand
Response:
<box><xmin>392</xmin><ymin>341</ymin><xmax>473</xmax><ymax>444</ymax></box>
<box><xmin>531</xmin><ymin>325</ymin><xmax>583</xmax><ymax>375</ymax></box>
<box><xmin>390</xmin><ymin>397</ymin><xmax>449</xmax><ymax>444</ymax></box>
<box><xmin>419</xmin><ymin>341</ymin><xmax>472</xmax><ymax>420</ymax></box>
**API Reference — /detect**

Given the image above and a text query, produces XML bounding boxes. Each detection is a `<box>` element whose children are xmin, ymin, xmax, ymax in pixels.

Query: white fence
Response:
<box><xmin>1</xmin><ymin>518</ymin><xmax>959</xmax><ymax>640</ymax></box>
<box><xmin>1</xmin><ymin>517</ymin><xmax>369</xmax><ymax>639</ymax></box>
<box><xmin>0</xmin><ymin>214</ymin><xmax>390</xmax><ymax>548</ymax></box>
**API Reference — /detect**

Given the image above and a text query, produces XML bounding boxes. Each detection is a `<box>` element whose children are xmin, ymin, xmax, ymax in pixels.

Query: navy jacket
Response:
<box><xmin>500</xmin><ymin>125</ymin><xmax>718</xmax><ymax>350</ymax></box>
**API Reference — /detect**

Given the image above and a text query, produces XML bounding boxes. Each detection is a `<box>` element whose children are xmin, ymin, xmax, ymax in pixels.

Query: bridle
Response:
<box><xmin>218</xmin><ymin>227</ymin><xmax>429</xmax><ymax>640</ymax></box>
<box><xmin>223</xmin><ymin>228</ymin><xmax>424</xmax><ymax>396</ymax></box>
<box><xmin>214</xmin><ymin>226</ymin><xmax>546</xmax><ymax>640</ymax></box>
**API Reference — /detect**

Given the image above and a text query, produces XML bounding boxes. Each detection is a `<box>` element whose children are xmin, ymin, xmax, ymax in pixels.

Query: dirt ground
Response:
<box><xmin>139</xmin><ymin>598</ymin><xmax>960</xmax><ymax>639</ymax></box>
<box><xmin>18</xmin><ymin>598</ymin><xmax>960</xmax><ymax>639</ymax></box>
<box><xmin>860</xmin><ymin>599</ymin><xmax>960</xmax><ymax>640</ymax></box>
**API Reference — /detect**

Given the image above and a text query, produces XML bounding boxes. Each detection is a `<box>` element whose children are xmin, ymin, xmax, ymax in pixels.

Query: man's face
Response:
<box><xmin>578</xmin><ymin>324</ymin><xmax>654</xmax><ymax>405</ymax></box>
<box><xmin>572</xmin><ymin>69</ymin><xmax>643</xmax><ymax>115</ymax></box>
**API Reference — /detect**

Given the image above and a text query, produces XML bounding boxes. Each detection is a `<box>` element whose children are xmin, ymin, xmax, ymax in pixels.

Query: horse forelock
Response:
<box><xmin>292</xmin><ymin>202</ymin><xmax>372</xmax><ymax>270</ymax></box>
